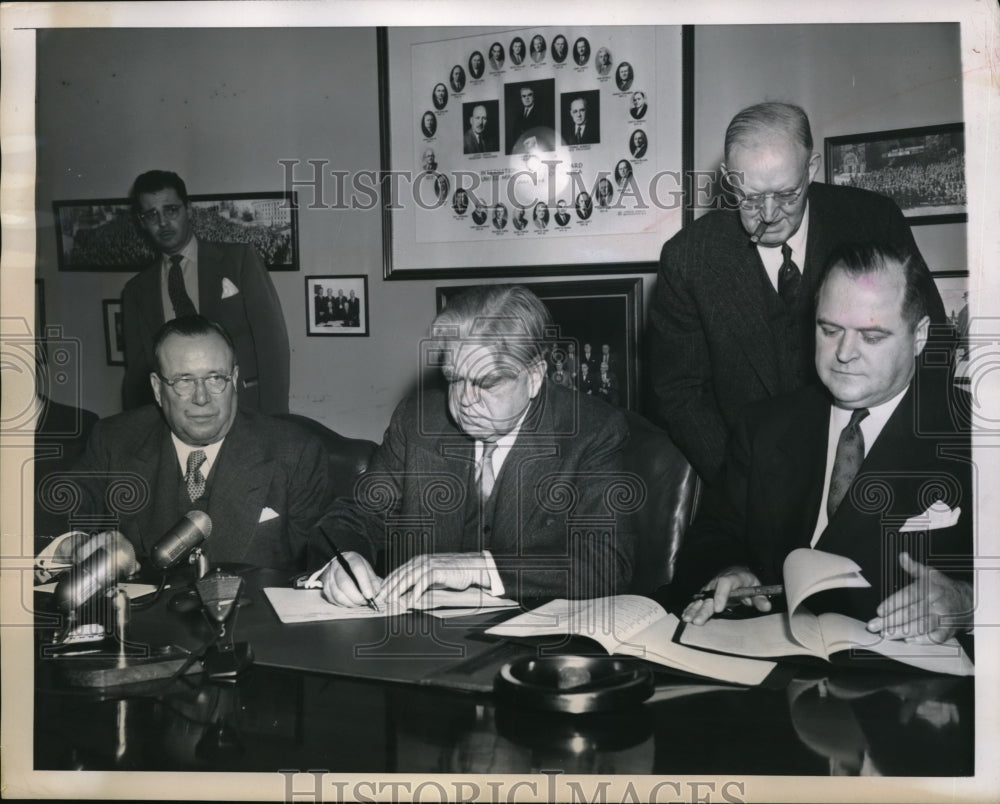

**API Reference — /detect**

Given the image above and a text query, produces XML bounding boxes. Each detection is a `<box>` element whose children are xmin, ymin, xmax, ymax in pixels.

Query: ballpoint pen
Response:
<box><xmin>690</xmin><ymin>584</ymin><xmax>784</xmax><ymax>602</ymax></box>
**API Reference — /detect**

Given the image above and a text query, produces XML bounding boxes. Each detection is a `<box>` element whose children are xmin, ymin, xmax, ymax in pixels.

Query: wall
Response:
<box><xmin>693</xmin><ymin>23</ymin><xmax>965</xmax><ymax>271</ymax></box>
<box><xmin>34</xmin><ymin>27</ymin><xmax>652</xmax><ymax>441</ymax></box>
<box><xmin>35</xmin><ymin>23</ymin><xmax>965</xmax><ymax>441</ymax></box>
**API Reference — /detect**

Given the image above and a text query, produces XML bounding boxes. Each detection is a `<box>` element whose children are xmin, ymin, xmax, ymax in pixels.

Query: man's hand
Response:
<box><xmin>378</xmin><ymin>552</ymin><xmax>491</xmax><ymax>608</ymax></box>
<box><xmin>318</xmin><ymin>551</ymin><xmax>382</xmax><ymax>608</ymax></box>
<box><xmin>866</xmin><ymin>551</ymin><xmax>973</xmax><ymax>642</ymax></box>
<box><xmin>682</xmin><ymin>567</ymin><xmax>771</xmax><ymax>625</ymax></box>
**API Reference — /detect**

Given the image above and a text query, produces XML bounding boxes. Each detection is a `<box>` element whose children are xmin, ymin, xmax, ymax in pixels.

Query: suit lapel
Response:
<box><xmin>196</xmin><ymin>240</ymin><xmax>224</xmax><ymax>320</ymax></box>
<box><xmin>771</xmin><ymin>387</ymin><xmax>830</xmax><ymax>551</ymax></box>
<box><xmin>707</xmin><ymin>220</ymin><xmax>781</xmax><ymax>394</ymax></box>
<box><xmin>128</xmin><ymin>418</ymin><xmax>179</xmax><ymax>556</ymax></box>
<box><xmin>206</xmin><ymin>413</ymin><xmax>272</xmax><ymax>562</ymax></box>
<box><xmin>136</xmin><ymin>263</ymin><xmax>166</xmax><ymax>334</ymax></box>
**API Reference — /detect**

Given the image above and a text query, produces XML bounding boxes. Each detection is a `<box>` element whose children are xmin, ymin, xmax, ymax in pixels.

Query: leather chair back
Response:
<box><xmin>621</xmin><ymin>409</ymin><xmax>700</xmax><ymax>595</ymax></box>
<box><xmin>276</xmin><ymin>413</ymin><xmax>377</xmax><ymax>500</ymax></box>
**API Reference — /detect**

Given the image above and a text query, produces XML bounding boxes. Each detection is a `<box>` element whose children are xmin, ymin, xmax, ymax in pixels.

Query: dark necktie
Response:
<box><xmin>827</xmin><ymin>408</ymin><xmax>869</xmax><ymax>519</ymax></box>
<box><xmin>186</xmin><ymin>449</ymin><xmax>207</xmax><ymax>502</ymax></box>
<box><xmin>576</xmin><ymin>125</ymin><xmax>583</xmax><ymax>144</ymax></box>
<box><xmin>778</xmin><ymin>243</ymin><xmax>802</xmax><ymax>305</ymax></box>
<box><xmin>478</xmin><ymin>442</ymin><xmax>498</xmax><ymax>505</ymax></box>
<box><xmin>167</xmin><ymin>254</ymin><xmax>197</xmax><ymax>318</ymax></box>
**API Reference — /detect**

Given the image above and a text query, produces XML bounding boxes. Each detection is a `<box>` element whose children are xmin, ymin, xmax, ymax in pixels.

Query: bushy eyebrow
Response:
<box><xmin>816</xmin><ymin>316</ymin><xmax>893</xmax><ymax>336</ymax></box>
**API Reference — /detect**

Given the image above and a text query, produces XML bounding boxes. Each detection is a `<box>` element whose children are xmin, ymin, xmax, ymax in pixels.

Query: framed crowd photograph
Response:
<box><xmin>102</xmin><ymin>299</ymin><xmax>125</xmax><ymax>366</ymax></box>
<box><xmin>52</xmin><ymin>191</ymin><xmax>300</xmax><ymax>271</ymax></box>
<box><xmin>436</xmin><ymin>278</ymin><xmax>642</xmax><ymax>410</ymax></box>
<box><xmin>305</xmin><ymin>275</ymin><xmax>370</xmax><ymax>337</ymax></box>
<box><xmin>379</xmin><ymin>26</ymin><xmax>686</xmax><ymax>279</ymax></box>
<box><xmin>824</xmin><ymin>123</ymin><xmax>966</xmax><ymax>225</ymax></box>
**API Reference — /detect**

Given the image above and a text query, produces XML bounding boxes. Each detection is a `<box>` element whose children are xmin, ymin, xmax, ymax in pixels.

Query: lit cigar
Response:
<box><xmin>749</xmin><ymin>220</ymin><xmax>769</xmax><ymax>243</ymax></box>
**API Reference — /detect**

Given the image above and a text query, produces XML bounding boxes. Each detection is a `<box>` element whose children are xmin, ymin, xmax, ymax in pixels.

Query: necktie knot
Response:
<box><xmin>186</xmin><ymin>449</ymin><xmax>207</xmax><ymax>501</ymax></box>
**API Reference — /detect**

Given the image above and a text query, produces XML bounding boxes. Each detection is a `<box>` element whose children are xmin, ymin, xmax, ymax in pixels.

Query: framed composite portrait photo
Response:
<box><xmin>380</xmin><ymin>26</ymin><xmax>686</xmax><ymax>279</ymax></box>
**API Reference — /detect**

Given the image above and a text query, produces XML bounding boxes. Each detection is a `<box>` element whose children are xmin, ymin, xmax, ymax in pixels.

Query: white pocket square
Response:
<box><xmin>900</xmin><ymin>500</ymin><xmax>960</xmax><ymax>532</ymax></box>
<box><xmin>259</xmin><ymin>506</ymin><xmax>280</xmax><ymax>523</ymax></box>
<box><xmin>221</xmin><ymin>278</ymin><xmax>240</xmax><ymax>299</ymax></box>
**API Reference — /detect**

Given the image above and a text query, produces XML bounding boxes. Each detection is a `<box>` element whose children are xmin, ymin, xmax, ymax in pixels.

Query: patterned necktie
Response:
<box><xmin>167</xmin><ymin>254</ymin><xmax>197</xmax><ymax>318</ymax></box>
<box><xmin>827</xmin><ymin>408</ymin><xmax>869</xmax><ymax>519</ymax></box>
<box><xmin>186</xmin><ymin>449</ymin><xmax>207</xmax><ymax>502</ymax></box>
<box><xmin>478</xmin><ymin>442</ymin><xmax>498</xmax><ymax>504</ymax></box>
<box><xmin>778</xmin><ymin>243</ymin><xmax>802</xmax><ymax>306</ymax></box>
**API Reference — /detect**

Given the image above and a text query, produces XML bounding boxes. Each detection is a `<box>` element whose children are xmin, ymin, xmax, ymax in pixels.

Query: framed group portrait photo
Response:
<box><xmin>305</xmin><ymin>275</ymin><xmax>370</xmax><ymax>336</ymax></box>
<box><xmin>380</xmin><ymin>26</ymin><xmax>686</xmax><ymax>279</ymax></box>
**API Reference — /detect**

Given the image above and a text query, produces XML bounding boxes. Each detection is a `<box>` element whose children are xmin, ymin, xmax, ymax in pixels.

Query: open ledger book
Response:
<box><xmin>486</xmin><ymin>596</ymin><xmax>777</xmax><ymax>686</ymax></box>
<box><xmin>679</xmin><ymin>548</ymin><xmax>973</xmax><ymax>677</ymax></box>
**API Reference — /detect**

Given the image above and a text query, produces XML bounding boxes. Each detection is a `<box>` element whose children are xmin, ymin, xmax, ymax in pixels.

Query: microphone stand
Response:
<box><xmin>167</xmin><ymin>547</ymin><xmax>210</xmax><ymax>614</ymax></box>
<box><xmin>196</xmin><ymin>569</ymin><xmax>253</xmax><ymax>682</ymax></box>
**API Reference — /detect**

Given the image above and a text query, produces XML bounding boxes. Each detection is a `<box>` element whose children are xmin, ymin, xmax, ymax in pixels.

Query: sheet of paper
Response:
<box><xmin>34</xmin><ymin>581</ymin><xmax>157</xmax><ymax>600</ymax></box>
<box><xmin>263</xmin><ymin>587</ymin><xmax>517</xmax><ymax>624</ymax></box>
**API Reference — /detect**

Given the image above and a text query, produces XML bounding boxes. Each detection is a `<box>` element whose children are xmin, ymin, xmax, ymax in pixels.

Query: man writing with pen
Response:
<box><xmin>671</xmin><ymin>243</ymin><xmax>973</xmax><ymax>646</ymax></box>
<box><xmin>310</xmin><ymin>285</ymin><xmax>635</xmax><ymax>608</ymax></box>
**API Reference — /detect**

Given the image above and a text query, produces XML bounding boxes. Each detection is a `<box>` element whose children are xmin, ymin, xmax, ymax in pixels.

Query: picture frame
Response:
<box><xmin>305</xmin><ymin>275</ymin><xmax>370</xmax><ymax>337</ymax></box>
<box><xmin>379</xmin><ymin>26</ymin><xmax>686</xmax><ymax>279</ymax></box>
<box><xmin>824</xmin><ymin>123</ymin><xmax>966</xmax><ymax>225</ymax></box>
<box><xmin>436</xmin><ymin>277</ymin><xmax>642</xmax><ymax>410</ymax></box>
<box><xmin>102</xmin><ymin>299</ymin><xmax>125</xmax><ymax>366</ymax></box>
<box><xmin>53</xmin><ymin>191</ymin><xmax>299</xmax><ymax>271</ymax></box>
<box><xmin>933</xmin><ymin>271</ymin><xmax>971</xmax><ymax>381</ymax></box>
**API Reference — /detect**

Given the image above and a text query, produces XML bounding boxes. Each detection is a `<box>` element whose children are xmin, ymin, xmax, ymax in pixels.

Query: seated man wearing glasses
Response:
<box><xmin>67</xmin><ymin>316</ymin><xmax>329</xmax><ymax>569</ymax></box>
<box><xmin>648</xmin><ymin>102</ymin><xmax>946</xmax><ymax>484</ymax></box>
<box><xmin>312</xmin><ymin>285</ymin><xmax>635</xmax><ymax>607</ymax></box>
<box><xmin>121</xmin><ymin>170</ymin><xmax>290</xmax><ymax>414</ymax></box>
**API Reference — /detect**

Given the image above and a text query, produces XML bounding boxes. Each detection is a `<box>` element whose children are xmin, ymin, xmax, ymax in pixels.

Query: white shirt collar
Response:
<box><xmin>474</xmin><ymin>402</ymin><xmax>532</xmax><ymax>476</ymax></box>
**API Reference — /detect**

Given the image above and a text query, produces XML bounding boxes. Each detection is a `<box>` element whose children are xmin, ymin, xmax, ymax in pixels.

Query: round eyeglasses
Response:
<box><xmin>735</xmin><ymin>186</ymin><xmax>806</xmax><ymax>212</ymax></box>
<box><xmin>157</xmin><ymin>373</ymin><xmax>233</xmax><ymax>397</ymax></box>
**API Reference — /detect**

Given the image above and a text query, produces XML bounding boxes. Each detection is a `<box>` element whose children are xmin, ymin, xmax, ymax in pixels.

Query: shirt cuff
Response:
<box><xmin>481</xmin><ymin>549</ymin><xmax>506</xmax><ymax>597</ymax></box>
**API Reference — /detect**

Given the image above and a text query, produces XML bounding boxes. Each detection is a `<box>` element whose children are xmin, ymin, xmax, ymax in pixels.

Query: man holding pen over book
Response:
<box><xmin>309</xmin><ymin>285</ymin><xmax>635</xmax><ymax>608</ymax></box>
<box><xmin>673</xmin><ymin>243</ymin><xmax>973</xmax><ymax>646</ymax></box>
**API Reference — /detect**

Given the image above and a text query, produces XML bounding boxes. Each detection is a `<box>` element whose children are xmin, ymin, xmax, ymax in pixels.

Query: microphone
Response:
<box><xmin>150</xmin><ymin>511</ymin><xmax>213</xmax><ymax>571</ymax></box>
<box><xmin>53</xmin><ymin>532</ymin><xmax>138</xmax><ymax>612</ymax></box>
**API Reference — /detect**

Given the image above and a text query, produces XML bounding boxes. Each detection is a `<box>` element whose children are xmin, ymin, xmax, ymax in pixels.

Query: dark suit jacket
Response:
<box><xmin>122</xmin><ymin>240</ymin><xmax>290</xmax><ymax>414</ymax></box>
<box><xmin>71</xmin><ymin>407</ymin><xmax>330</xmax><ymax>570</ymax></box>
<box><xmin>670</xmin><ymin>382</ymin><xmax>972</xmax><ymax>621</ymax></box>
<box><xmin>649</xmin><ymin>182</ymin><xmax>946</xmax><ymax>483</ymax></box>
<box><xmin>463</xmin><ymin>128</ymin><xmax>493</xmax><ymax>154</ymax></box>
<box><xmin>312</xmin><ymin>381</ymin><xmax>635</xmax><ymax>599</ymax></box>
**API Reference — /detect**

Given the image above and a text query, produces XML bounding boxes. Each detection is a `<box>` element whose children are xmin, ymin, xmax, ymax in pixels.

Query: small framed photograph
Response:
<box><xmin>306</xmin><ymin>275</ymin><xmax>369</xmax><ymax>337</ymax></box>
<box><xmin>102</xmin><ymin>299</ymin><xmax>125</xmax><ymax>365</ymax></box>
<box><xmin>437</xmin><ymin>278</ymin><xmax>642</xmax><ymax>410</ymax></box>
<box><xmin>824</xmin><ymin>123</ymin><xmax>965</xmax><ymax>225</ymax></box>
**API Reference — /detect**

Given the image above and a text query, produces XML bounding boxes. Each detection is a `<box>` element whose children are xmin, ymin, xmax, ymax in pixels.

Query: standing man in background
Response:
<box><xmin>648</xmin><ymin>102</ymin><xmax>946</xmax><ymax>484</ymax></box>
<box><xmin>122</xmin><ymin>170</ymin><xmax>290</xmax><ymax>414</ymax></box>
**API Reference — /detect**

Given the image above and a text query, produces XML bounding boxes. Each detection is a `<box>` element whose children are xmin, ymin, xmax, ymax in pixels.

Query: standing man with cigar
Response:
<box><xmin>648</xmin><ymin>102</ymin><xmax>945</xmax><ymax>484</ymax></box>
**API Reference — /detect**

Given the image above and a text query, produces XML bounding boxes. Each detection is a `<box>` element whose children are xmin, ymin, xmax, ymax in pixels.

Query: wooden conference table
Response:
<box><xmin>34</xmin><ymin>568</ymin><xmax>974</xmax><ymax>776</ymax></box>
